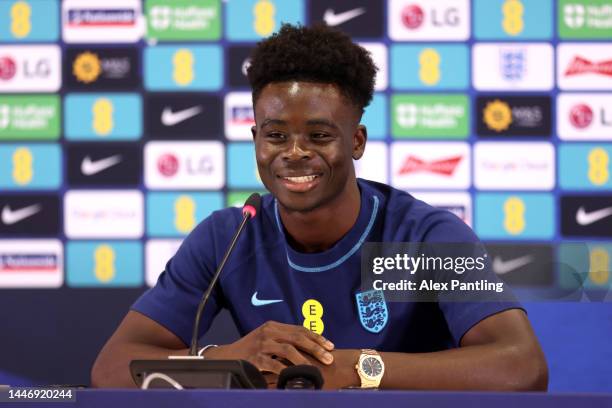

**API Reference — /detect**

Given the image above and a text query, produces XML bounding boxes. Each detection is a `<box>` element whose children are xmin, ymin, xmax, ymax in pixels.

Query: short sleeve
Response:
<box><xmin>423</xmin><ymin>211</ymin><xmax>525</xmax><ymax>346</ymax></box>
<box><xmin>131</xmin><ymin>217</ymin><xmax>224</xmax><ymax>346</ymax></box>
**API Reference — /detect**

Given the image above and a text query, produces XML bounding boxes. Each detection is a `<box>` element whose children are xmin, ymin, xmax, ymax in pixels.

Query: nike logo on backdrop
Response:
<box><xmin>81</xmin><ymin>155</ymin><xmax>122</xmax><ymax>176</ymax></box>
<box><xmin>323</xmin><ymin>7</ymin><xmax>366</xmax><ymax>26</ymax></box>
<box><xmin>1</xmin><ymin>204</ymin><xmax>42</xmax><ymax>225</ymax></box>
<box><xmin>161</xmin><ymin>106</ymin><xmax>203</xmax><ymax>126</ymax></box>
<box><xmin>492</xmin><ymin>255</ymin><xmax>534</xmax><ymax>275</ymax></box>
<box><xmin>575</xmin><ymin>206</ymin><xmax>612</xmax><ymax>226</ymax></box>
<box><xmin>251</xmin><ymin>292</ymin><xmax>283</xmax><ymax>307</ymax></box>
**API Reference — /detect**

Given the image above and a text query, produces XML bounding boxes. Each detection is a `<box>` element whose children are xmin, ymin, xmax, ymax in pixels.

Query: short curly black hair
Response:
<box><xmin>247</xmin><ymin>23</ymin><xmax>378</xmax><ymax>113</ymax></box>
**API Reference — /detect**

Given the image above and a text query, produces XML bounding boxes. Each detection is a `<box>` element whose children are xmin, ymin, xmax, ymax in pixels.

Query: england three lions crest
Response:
<box><xmin>355</xmin><ymin>289</ymin><xmax>388</xmax><ymax>333</ymax></box>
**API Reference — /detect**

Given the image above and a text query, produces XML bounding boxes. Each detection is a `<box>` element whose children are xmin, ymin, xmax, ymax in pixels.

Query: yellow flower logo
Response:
<box><xmin>73</xmin><ymin>51</ymin><xmax>102</xmax><ymax>84</ymax></box>
<box><xmin>483</xmin><ymin>99</ymin><xmax>512</xmax><ymax>132</ymax></box>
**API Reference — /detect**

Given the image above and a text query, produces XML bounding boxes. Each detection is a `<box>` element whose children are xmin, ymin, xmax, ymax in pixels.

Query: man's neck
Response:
<box><xmin>278</xmin><ymin>181</ymin><xmax>361</xmax><ymax>253</ymax></box>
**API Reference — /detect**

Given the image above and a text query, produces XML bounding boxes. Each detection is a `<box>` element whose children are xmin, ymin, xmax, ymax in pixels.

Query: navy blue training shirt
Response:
<box><xmin>132</xmin><ymin>179</ymin><xmax>520</xmax><ymax>352</ymax></box>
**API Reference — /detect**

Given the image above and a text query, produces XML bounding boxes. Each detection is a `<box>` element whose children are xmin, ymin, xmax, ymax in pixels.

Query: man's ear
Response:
<box><xmin>352</xmin><ymin>124</ymin><xmax>367</xmax><ymax>160</ymax></box>
<box><xmin>251</xmin><ymin>125</ymin><xmax>257</xmax><ymax>141</ymax></box>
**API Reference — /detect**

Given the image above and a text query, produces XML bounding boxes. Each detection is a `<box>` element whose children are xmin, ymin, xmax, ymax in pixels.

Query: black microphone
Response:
<box><xmin>277</xmin><ymin>365</ymin><xmax>324</xmax><ymax>390</ymax></box>
<box><xmin>188</xmin><ymin>193</ymin><xmax>262</xmax><ymax>356</ymax></box>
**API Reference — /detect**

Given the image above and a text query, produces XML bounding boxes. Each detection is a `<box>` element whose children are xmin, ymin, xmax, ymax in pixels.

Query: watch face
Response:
<box><xmin>361</xmin><ymin>356</ymin><xmax>383</xmax><ymax>377</ymax></box>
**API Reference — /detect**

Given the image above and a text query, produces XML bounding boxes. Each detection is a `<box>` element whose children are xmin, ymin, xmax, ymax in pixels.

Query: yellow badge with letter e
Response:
<box><xmin>356</xmin><ymin>349</ymin><xmax>385</xmax><ymax>389</ymax></box>
<box><xmin>302</xmin><ymin>299</ymin><xmax>324</xmax><ymax>335</ymax></box>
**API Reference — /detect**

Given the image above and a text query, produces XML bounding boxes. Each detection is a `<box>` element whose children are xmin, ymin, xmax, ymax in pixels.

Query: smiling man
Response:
<box><xmin>91</xmin><ymin>24</ymin><xmax>547</xmax><ymax>390</ymax></box>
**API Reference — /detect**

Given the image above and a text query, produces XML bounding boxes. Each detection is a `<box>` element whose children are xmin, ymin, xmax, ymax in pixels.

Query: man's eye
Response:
<box><xmin>267</xmin><ymin>133</ymin><xmax>285</xmax><ymax>140</ymax></box>
<box><xmin>312</xmin><ymin>133</ymin><xmax>330</xmax><ymax>140</ymax></box>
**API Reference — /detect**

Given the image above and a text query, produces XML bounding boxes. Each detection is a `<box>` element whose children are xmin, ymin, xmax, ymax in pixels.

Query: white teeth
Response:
<box><xmin>284</xmin><ymin>175</ymin><xmax>317</xmax><ymax>183</ymax></box>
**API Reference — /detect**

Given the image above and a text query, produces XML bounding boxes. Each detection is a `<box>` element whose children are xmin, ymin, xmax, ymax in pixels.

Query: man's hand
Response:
<box><xmin>205</xmin><ymin>321</ymin><xmax>335</xmax><ymax>374</ymax></box>
<box><xmin>303</xmin><ymin>349</ymin><xmax>361</xmax><ymax>389</ymax></box>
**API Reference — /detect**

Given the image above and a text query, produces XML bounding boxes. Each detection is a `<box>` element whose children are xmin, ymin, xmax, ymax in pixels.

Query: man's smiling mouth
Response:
<box><xmin>277</xmin><ymin>172</ymin><xmax>323</xmax><ymax>192</ymax></box>
<box><xmin>283</xmin><ymin>175</ymin><xmax>318</xmax><ymax>183</ymax></box>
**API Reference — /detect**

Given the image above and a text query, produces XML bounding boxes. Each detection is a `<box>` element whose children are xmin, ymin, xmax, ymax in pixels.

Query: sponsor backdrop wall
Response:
<box><xmin>0</xmin><ymin>0</ymin><xmax>611</xmax><ymax>390</ymax></box>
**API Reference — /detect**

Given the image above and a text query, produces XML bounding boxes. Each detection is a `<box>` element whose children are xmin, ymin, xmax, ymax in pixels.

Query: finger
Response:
<box><xmin>250</xmin><ymin>355</ymin><xmax>287</xmax><ymax>375</ymax></box>
<box><xmin>263</xmin><ymin>341</ymin><xmax>311</xmax><ymax>366</ymax></box>
<box><xmin>275</xmin><ymin>326</ymin><xmax>334</xmax><ymax>365</ymax></box>
<box><xmin>270</xmin><ymin>322</ymin><xmax>334</xmax><ymax>351</ymax></box>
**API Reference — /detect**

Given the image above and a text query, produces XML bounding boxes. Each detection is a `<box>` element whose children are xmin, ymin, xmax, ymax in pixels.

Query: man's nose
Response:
<box><xmin>282</xmin><ymin>136</ymin><xmax>312</xmax><ymax>161</ymax></box>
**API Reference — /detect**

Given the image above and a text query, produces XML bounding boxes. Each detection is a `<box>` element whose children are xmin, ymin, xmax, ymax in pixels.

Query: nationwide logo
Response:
<box><xmin>147</xmin><ymin>0</ymin><xmax>221</xmax><ymax>41</ymax></box>
<box><xmin>0</xmin><ymin>254</ymin><xmax>58</xmax><ymax>272</ymax></box>
<box><xmin>565</xmin><ymin>56</ymin><xmax>612</xmax><ymax>77</ymax></box>
<box><xmin>398</xmin><ymin>155</ymin><xmax>462</xmax><ymax>176</ymax></box>
<box><xmin>389</xmin><ymin>0</ymin><xmax>469</xmax><ymax>41</ymax></box>
<box><xmin>477</xmin><ymin>96</ymin><xmax>551</xmax><ymax>137</ymax></box>
<box><xmin>67</xmin><ymin>9</ymin><xmax>136</xmax><ymax>27</ymax></box>
<box><xmin>62</xmin><ymin>0</ymin><xmax>143</xmax><ymax>43</ymax></box>
<box><xmin>561</xmin><ymin>195</ymin><xmax>612</xmax><ymax>237</ymax></box>
<box><xmin>231</xmin><ymin>106</ymin><xmax>253</xmax><ymax>125</ymax></box>
<box><xmin>570</xmin><ymin>103</ymin><xmax>593</xmax><ymax>128</ymax></box>
<box><xmin>0</xmin><ymin>96</ymin><xmax>60</xmax><ymax>140</ymax></box>
<box><xmin>392</xmin><ymin>94</ymin><xmax>468</xmax><ymax>138</ymax></box>
<box><xmin>66</xmin><ymin>48</ymin><xmax>139</xmax><ymax>89</ymax></box>
<box><xmin>225</xmin><ymin>92</ymin><xmax>255</xmax><ymax>141</ymax></box>
<box><xmin>0</xmin><ymin>240</ymin><xmax>63</xmax><ymax>288</ymax></box>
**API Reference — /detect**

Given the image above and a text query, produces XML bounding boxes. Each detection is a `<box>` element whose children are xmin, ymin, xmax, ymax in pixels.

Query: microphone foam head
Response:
<box><xmin>242</xmin><ymin>193</ymin><xmax>262</xmax><ymax>218</ymax></box>
<box><xmin>277</xmin><ymin>365</ymin><xmax>324</xmax><ymax>390</ymax></box>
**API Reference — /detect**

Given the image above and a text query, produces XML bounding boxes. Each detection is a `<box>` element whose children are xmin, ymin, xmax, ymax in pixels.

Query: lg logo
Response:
<box><xmin>0</xmin><ymin>56</ymin><xmax>51</xmax><ymax>80</ymax></box>
<box><xmin>402</xmin><ymin>4</ymin><xmax>461</xmax><ymax>29</ymax></box>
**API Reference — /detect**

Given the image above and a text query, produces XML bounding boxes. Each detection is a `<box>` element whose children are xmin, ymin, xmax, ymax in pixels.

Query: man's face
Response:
<box><xmin>252</xmin><ymin>81</ymin><xmax>366</xmax><ymax>212</ymax></box>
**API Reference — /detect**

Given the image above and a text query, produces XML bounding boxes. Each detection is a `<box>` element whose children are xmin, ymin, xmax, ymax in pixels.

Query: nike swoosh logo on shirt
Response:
<box><xmin>161</xmin><ymin>106</ymin><xmax>203</xmax><ymax>126</ymax></box>
<box><xmin>251</xmin><ymin>292</ymin><xmax>283</xmax><ymax>307</ymax></box>
<box><xmin>492</xmin><ymin>255</ymin><xmax>534</xmax><ymax>275</ymax></box>
<box><xmin>1</xmin><ymin>204</ymin><xmax>42</xmax><ymax>225</ymax></box>
<box><xmin>576</xmin><ymin>206</ymin><xmax>612</xmax><ymax>226</ymax></box>
<box><xmin>323</xmin><ymin>7</ymin><xmax>366</xmax><ymax>26</ymax></box>
<box><xmin>81</xmin><ymin>155</ymin><xmax>122</xmax><ymax>176</ymax></box>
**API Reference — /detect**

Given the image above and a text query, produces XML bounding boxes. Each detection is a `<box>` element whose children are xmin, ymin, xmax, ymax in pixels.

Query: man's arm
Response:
<box><xmin>310</xmin><ymin>309</ymin><xmax>548</xmax><ymax>391</ymax></box>
<box><xmin>91</xmin><ymin>311</ymin><xmax>334</xmax><ymax>388</ymax></box>
<box><xmin>91</xmin><ymin>311</ymin><xmax>190</xmax><ymax>388</ymax></box>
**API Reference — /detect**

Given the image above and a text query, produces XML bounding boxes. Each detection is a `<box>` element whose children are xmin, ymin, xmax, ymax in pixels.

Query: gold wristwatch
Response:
<box><xmin>355</xmin><ymin>349</ymin><xmax>385</xmax><ymax>388</ymax></box>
